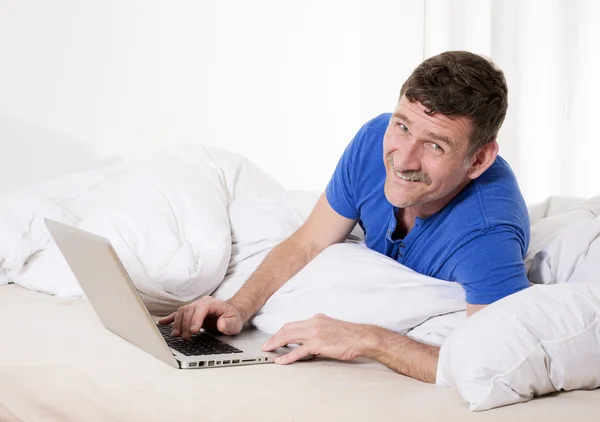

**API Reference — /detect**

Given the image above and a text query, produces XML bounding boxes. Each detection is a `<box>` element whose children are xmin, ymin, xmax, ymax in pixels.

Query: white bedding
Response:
<box><xmin>1</xmin><ymin>284</ymin><xmax>599</xmax><ymax>422</ymax></box>
<box><xmin>438</xmin><ymin>282</ymin><xmax>600</xmax><ymax>411</ymax></box>
<box><xmin>2</xmin><ymin>145</ymin><xmax>600</xmax><ymax>412</ymax></box>
<box><xmin>0</xmin><ymin>145</ymin><xmax>285</xmax><ymax>312</ymax></box>
<box><xmin>251</xmin><ymin>243</ymin><xmax>467</xmax><ymax>338</ymax></box>
<box><xmin>525</xmin><ymin>195</ymin><xmax>600</xmax><ymax>285</ymax></box>
<box><xmin>0</xmin><ymin>144</ymin><xmax>466</xmax><ymax>339</ymax></box>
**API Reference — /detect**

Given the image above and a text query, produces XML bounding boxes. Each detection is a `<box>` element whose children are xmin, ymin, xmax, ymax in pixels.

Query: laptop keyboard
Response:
<box><xmin>157</xmin><ymin>324</ymin><xmax>244</xmax><ymax>356</ymax></box>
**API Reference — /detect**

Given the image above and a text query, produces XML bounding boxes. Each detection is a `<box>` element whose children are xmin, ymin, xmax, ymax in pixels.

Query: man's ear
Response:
<box><xmin>466</xmin><ymin>141</ymin><xmax>499</xmax><ymax>180</ymax></box>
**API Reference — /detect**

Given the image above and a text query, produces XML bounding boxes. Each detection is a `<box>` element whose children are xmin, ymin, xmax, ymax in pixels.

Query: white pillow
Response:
<box><xmin>526</xmin><ymin>195</ymin><xmax>588</xmax><ymax>227</ymax></box>
<box><xmin>436</xmin><ymin>282</ymin><xmax>600</xmax><ymax>411</ymax></box>
<box><xmin>0</xmin><ymin>161</ymin><xmax>129</xmax><ymax>287</ymax></box>
<box><xmin>1</xmin><ymin>144</ymin><xmax>285</xmax><ymax>313</ymax></box>
<box><xmin>4</xmin><ymin>146</ymin><xmax>233</xmax><ymax>302</ymax></box>
<box><xmin>251</xmin><ymin>243</ymin><xmax>466</xmax><ymax>335</ymax></box>
<box><xmin>406</xmin><ymin>311</ymin><xmax>466</xmax><ymax>347</ymax></box>
<box><xmin>525</xmin><ymin>195</ymin><xmax>600</xmax><ymax>285</ymax></box>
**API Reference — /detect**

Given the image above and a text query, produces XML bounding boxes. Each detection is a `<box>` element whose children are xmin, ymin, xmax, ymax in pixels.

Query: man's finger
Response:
<box><xmin>158</xmin><ymin>312</ymin><xmax>176</xmax><ymax>325</ymax></box>
<box><xmin>190</xmin><ymin>301</ymin><xmax>218</xmax><ymax>333</ymax></box>
<box><xmin>172</xmin><ymin>307</ymin><xmax>185</xmax><ymax>336</ymax></box>
<box><xmin>217</xmin><ymin>316</ymin><xmax>232</xmax><ymax>335</ymax></box>
<box><xmin>180</xmin><ymin>306</ymin><xmax>197</xmax><ymax>340</ymax></box>
<box><xmin>274</xmin><ymin>345</ymin><xmax>311</xmax><ymax>365</ymax></box>
<box><xmin>262</xmin><ymin>322</ymin><xmax>306</xmax><ymax>351</ymax></box>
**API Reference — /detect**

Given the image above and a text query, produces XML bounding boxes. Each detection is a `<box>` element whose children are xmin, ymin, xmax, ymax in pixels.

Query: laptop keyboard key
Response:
<box><xmin>156</xmin><ymin>324</ymin><xmax>244</xmax><ymax>356</ymax></box>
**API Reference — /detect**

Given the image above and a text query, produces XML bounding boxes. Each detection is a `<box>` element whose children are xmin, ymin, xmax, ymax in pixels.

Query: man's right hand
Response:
<box><xmin>158</xmin><ymin>296</ymin><xmax>244</xmax><ymax>339</ymax></box>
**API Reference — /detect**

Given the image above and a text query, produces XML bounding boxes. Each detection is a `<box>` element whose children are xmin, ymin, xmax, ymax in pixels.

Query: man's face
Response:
<box><xmin>383</xmin><ymin>96</ymin><xmax>474</xmax><ymax>215</ymax></box>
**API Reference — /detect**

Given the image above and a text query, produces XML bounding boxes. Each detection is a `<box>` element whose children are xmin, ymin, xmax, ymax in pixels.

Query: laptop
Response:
<box><xmin>45</xmin><ymin>218</ymin><xmax>290</xmax><ymax>369</ymax></box>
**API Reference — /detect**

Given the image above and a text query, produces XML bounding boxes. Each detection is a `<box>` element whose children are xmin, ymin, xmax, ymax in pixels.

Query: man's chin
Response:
<box><xmin>384</xmin><ymin>192</ymin><xmax>422</xmax><ymax>209</ymax></box>
<box><xmin>384</xmin><ymin>183</ymin><xmax>426</xmax><ymax>208</ymax></box>
<box><xmin>389</xmin><ymin>199</ymin><xmax>420</xmax><ymax>208</ymax></box>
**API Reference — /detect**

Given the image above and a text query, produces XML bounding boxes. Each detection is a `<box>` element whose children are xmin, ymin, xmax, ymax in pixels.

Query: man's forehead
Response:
<box><xmin>393</xmin><ymin>97</ymin><xmax>472</xmax><ymax>145</ymax></box>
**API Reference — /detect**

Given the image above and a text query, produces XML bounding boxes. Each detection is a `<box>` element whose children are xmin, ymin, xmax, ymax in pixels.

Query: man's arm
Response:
<box><xmin>261</xmin><ymin>314</ymin><xmax>439</xmax><ymax>382</ymax></box>
<box><xmin>467</xmin><ymin>303</ymin><xmax>486</xmax><ymax>316</ymax></box>
<box><xmin>362</xmin><ymin>326</ymin><xmax>439</xmax><ymax>383</ymax></box>
<box><xmin>229</xmin><ymin>193</ymin><xmax>357</xmax><ymax>321</ymax></box>
<box><xmin>364</xmin><ymin>304</ymin><xmax>486</xmax><ymax>380</ymax></box>
<box><xmin>159</xmin><ymin>193</ymin><xmax>357</xmax><ymax>338</ymax></box>
<box><xmin>263</xmin><ymin>307</ymin><xmax>488</xmax><ymax>383</ymax></box>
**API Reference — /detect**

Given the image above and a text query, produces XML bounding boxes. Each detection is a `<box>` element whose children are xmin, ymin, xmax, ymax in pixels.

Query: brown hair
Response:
<box><xmin>400</xmin><ymin>51</ymin><xmax>508</xmax><ymax>158</ymax></box>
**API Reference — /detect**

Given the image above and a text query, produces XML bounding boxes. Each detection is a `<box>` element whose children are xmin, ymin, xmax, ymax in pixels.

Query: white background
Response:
<box><xmin>0</xmin><ymin>0</ymin><xmax>423</xmax><ymax>192</ymax></box>
<box><xmin>2</xmin><ymin>0</ymin><xmax>599</xmax><ymax>204</ymax></box>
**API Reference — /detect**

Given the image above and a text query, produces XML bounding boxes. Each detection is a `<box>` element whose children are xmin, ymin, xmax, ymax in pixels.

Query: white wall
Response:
<box><xmin>424</xmin><ymin>0</ymin><xmax>600</xmax><ymax>204</ymax></box>
<box><xmin>0</xmin><ymin>0</ymin><xmax>424</xmax><ymax>192</ymax></box>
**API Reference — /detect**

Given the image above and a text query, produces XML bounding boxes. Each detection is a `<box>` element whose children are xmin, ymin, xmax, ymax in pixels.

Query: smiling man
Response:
<box><xmin>160</xmin><ymin>51</ymin><xmax>530</xmax><ymax>383</ymax></box>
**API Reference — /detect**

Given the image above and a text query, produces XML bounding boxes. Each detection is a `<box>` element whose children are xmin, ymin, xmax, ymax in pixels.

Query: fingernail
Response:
<box><xmin>172</xmin><ymin>330</ymin><xmax>179</xmax><ymax>336</ymax></box>
<box><xmin>274</xmin><ymin>357</ymin><xmax>282</xmax><ymax>364</ymax></box>
<box><xmin>190</xmin><ymin>325</ymin><xmax>197</xmax><ymax>331</ymax></box>
<box><xmin>261</xmin><ymin>342</ymin><xmax>269</xmax><ymax>350</ymax></box>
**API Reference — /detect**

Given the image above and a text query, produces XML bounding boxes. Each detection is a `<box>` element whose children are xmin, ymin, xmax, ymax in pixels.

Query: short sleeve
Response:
<box><xmin>445</xmin><ymin>227</ymin><xmax>530</xmax><ymax>305</ymax></box>
<box><xmin>325</xmin><ymin>126</ymin><xmax>369</xmax><ymax>220</ymax></box>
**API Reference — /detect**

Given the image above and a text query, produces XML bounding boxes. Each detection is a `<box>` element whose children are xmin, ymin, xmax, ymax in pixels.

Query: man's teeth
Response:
<box><xmin>395</xmin><ymin>170</ymin><xmax>415</xmax><ymax>181</ymax></box>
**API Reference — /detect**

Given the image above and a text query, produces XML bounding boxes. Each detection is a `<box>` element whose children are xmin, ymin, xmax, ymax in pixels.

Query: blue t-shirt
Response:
<box><xmin>326</xmin><ymin>113</ymin><xmax>530</xmax><ymax>305</ymax></box>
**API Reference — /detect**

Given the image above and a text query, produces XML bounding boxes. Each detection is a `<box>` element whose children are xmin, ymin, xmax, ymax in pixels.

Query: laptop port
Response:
<box><xmin>216</xmin><ymin>361</ymin><xmax>221</xmax><ymax>365</ymax></box>
<box><xmin>242</xmin><ymin>359</ymin><xmax>256</xmax><ymax>363</ymax></box>
<box><xmin>189</xmin><ymin>362</ymin><xmax>197</xmax><ymax>367</ymax></box>
<box><xmin>223</xmin><ymin>360</ymin><xmax>231</xmax><ymax>364</ymax></box>
<box><xmin>232</xmin><ymin>359</ymin><xmax>240</xmax><ymax>364</ymax></box>
<box><xmin>199</xmin><ymin>361</ymin><xmax>205</xmax><ymax>367</ymax></box>
<box><xmin>208</xmin><ymin>361</ymin><xmax>214</xmax><ymax>366</ymax></box>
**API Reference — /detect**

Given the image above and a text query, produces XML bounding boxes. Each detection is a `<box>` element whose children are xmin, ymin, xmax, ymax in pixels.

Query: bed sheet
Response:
<box><xmin>1</xmin><ymin>284</ymin><xmax>599</xmax><ymax>422</ymax></box>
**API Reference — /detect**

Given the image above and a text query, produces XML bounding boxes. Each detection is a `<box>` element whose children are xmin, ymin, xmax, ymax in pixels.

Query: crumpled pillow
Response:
<box><xmin>525</xmin><ymin>195</ymin><xmax>600</xmax><ymax>284</ymax></box>
<box><xmin>436</xmin><ymin>282</ymin><xmax>600</xmax><ymax>411</ymax></box>
<box><xmin>0</xmin><ymin>144</ymin><xmax>284</xmax><ymax>315</ymax></box>
<box><xmin>251</xmin><ymin>242</ymin><xmax>467</xmax><ymax>335</ymax></box>
<box><xmin>0</xmin><ymin>161</ymin><xmax>129</xmax><ymax>292</ymax></box>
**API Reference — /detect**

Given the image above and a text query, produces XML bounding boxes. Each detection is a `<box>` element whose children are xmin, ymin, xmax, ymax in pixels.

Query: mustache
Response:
<box><xmin>387</xmin><ymin>156</ymin><xmax>432</xmax><ymax>185</ymax></box>
<box><xmin>397</xmin><ymin>170</ymin><xmax>431</xmax><ymax>184</ymax></box>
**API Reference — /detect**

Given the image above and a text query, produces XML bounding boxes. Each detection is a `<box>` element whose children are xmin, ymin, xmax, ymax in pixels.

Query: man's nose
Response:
<box><xmin>391</xmin><ymin>142</ymin><xmax>421</xmax><ymax>171</ymax></box>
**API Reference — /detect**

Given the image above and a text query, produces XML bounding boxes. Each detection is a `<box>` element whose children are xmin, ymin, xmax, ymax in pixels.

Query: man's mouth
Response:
<box><xmin>395</xmin><ymin>169</ymin><xmax>421</xmax><ymax>182</ymax></box>
<box><xmin>393</xmin><ymin>168</ymin><xmax>431</xmax><ymax>184</ymax></box>
<box><xmin>387</xmin><ymin>155</ymin><xmax>431</xmax><ymax>185</ymax></box>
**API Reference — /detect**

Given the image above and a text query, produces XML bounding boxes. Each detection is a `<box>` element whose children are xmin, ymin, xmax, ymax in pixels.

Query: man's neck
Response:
<box><xmin>393</xmin><ymin>209</ymin><xmax>416</xmax><ymax>240</ymax></box>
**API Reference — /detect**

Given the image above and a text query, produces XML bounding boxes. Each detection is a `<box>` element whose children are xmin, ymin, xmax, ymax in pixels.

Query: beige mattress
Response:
<box><xmin>1</xmin><ymin>284</ymin><xmax>599</xmax><ymax>422</ymax></box>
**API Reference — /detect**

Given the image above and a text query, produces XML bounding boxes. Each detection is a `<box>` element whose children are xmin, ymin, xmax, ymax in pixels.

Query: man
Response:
<box><xmin>159</xmin><ymin>51</ymin><xmax>530</xmax><ymax>383</ymax></box>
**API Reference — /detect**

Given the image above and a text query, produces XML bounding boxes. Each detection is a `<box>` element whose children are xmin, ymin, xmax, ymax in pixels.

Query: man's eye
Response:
<box><xmin>397</xmin><ymin>122</ymin><xmax>409</xmax><ymax>132</ymax></box>
<box><xmin>430</xmin><ymin>143</ymin><xmax>444</xmax><ymax>153</ymax></box>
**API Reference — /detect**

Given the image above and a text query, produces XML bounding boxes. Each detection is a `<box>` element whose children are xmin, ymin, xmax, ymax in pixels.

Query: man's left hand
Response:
<box><xmin>261</xmin><ymin>314</ymin><xmax>371</xmax><ymax>364</ymax></box>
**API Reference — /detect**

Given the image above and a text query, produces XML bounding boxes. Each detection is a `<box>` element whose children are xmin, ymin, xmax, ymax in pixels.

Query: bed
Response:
<box><xmin>1</xmin><ymin>144</ymin><xmax>600</xmax><ymax>420</ymax></box>
<box><xmin>1</xmin><ymin>284</ymin><xmax>600</xmax><ymax>422</ymax></box>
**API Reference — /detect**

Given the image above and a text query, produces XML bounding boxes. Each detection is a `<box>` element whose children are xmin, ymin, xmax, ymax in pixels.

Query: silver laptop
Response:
<box><xmin>45</xmin><ymin>218</ymin><xmax>289</xmax><ymax>369</ymax></box>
